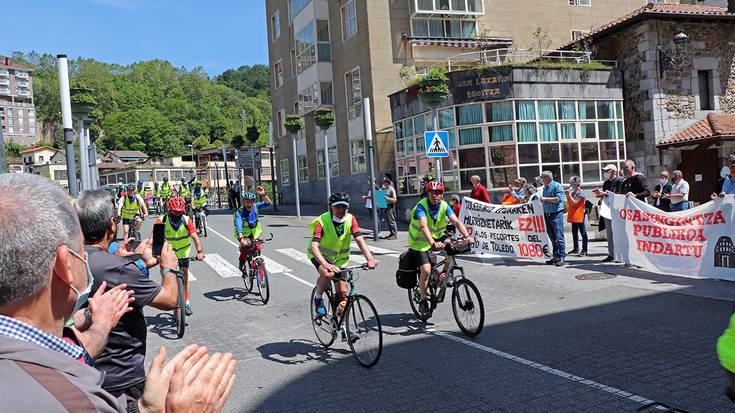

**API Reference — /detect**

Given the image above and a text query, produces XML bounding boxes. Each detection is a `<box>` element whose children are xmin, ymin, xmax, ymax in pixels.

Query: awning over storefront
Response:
<box><xmin>407</xmin><ymin>36</ymin><xmax>512</xmax><ymax>49</ymax></box>
<box><xmin>658</xmin><ymin>113</ymin><xmax>735</xmax><ymax>148</ymax></box>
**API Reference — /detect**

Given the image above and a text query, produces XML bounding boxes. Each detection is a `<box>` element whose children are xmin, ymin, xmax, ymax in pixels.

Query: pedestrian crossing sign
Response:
<box><xmin>424</xmin><ymin>131</ymin><xmax>449</xmax><ymax>158</ymax></box>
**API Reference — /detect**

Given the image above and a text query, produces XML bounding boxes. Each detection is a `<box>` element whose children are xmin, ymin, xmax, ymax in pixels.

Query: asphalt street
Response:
<box><xmin>139</xmin><ymin>208</ymin><xmax>735</xmax><ymax>413</ymax></box>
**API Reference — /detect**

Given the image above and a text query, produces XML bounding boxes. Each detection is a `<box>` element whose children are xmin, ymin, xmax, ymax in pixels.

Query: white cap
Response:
<box><xmin>602</xmin><ymin>164</ymin><xmax>618</xmax><ymax>172</ymax></box>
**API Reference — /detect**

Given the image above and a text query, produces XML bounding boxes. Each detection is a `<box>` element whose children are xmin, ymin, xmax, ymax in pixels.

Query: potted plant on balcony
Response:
<box><xmin>284</xmin><ymin>114</ymin><xmax>303</xmax><ymax>134</ymax></box>
<box><xmin>70</xmin><ymin>87</ymin><xmax>97</xmax><ymax>120</ymax></box>
<box><xmin>314</xmin><ymin>106</ymin><xmax>335</xmax><ymax>129</ymax></box>
<box><xmin>417</xmin><ymin>67</ymin><xmax>449</xmax><ymax>107</ymax></box>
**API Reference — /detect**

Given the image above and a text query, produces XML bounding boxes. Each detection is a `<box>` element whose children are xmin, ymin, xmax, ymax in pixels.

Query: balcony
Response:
<box><xmin>0</xmin><ymin>87</ymin><xmax>10</xmax><ymax>95</ymax></box>
<box><xmin>15</xmin><ymin>71</ymin><xmax>29</xmax><ymax>79</ymax></box>
<box><xmin>0</xmin><ymin>69</ymin><xmax>8</xmax><ymax>77</ymax></box>
<box><xmin>417</xmin><ymin>48</ymin><xmax>616</xmax><ymax>72</ymax></box>
<box><xmin>411</xmin><ymin>0</ymin><xmax>484</xmax><ymax>17</ymax></box>
<box><xmin>16</xmin><ymin>80</ymin><xmax>29</xmax><ymax>88</ymax></box>
<box><xmin>0</xmin><ymin>78</ymin><xmax>9</xmax><ymax>86</ymax></box>
<box><xmin>17</xmin><ymin>89</ymin><xmax>31</xmax><ymax>96</ymax></box>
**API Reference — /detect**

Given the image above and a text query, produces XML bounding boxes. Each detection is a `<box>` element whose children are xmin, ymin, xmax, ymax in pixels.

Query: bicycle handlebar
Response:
<box><xmin>342</xmin><ymin>263</ymin><xmax>372</xmax><ymax>271</ymax></box>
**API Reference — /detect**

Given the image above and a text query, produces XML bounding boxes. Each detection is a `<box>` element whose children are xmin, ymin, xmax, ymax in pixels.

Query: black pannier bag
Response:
<box><xmin>396</xmin><ymin>251</ymin><xmax>418</xmax><ymax>289</ymax></box>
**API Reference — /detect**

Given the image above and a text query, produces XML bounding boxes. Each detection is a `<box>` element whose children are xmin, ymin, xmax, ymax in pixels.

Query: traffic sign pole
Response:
<box><xmin>433</xmin><ymin>109</ymin><xmax>441</xmax><ymax>180</ymax></box>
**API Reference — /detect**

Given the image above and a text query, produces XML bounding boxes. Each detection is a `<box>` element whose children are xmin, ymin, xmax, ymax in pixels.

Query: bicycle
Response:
<box><xmin>407</xmin><ymin>236</ymin><xmax>485</xmax><ymax>338</ymax></box>
<box><xmin>127</xmin><ymin>215</ymin><xmax>143</xmax><ymax>243</ymax></box>
<box><xmin>193</xmin><ymin>207</ymin><xmax>208</xmax><ymax>238</ymax></box>
<box><xmin>239</xmin><ymin>234</ymin><xmax>273</xmax><ymax>304</ymax></box>
<box><xmin>310</xmin><ymin>264</ymin><xmax>383</xmax><ymax>368</ymax></box>
<box><xmin>171</xmin><ymin>256</ymin><xmax>200</xmax><ymax>338</ymax></box>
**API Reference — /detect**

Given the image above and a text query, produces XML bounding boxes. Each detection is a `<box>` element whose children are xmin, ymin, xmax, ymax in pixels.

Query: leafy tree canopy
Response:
<box><xmin>11</xmin><ymin>51</ymin><xmax>272</xmax><ymax>157</ymax></box>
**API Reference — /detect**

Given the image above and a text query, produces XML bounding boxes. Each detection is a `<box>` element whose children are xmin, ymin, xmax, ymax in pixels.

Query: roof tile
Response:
<box><xmin>658</xmin><ymin>113</ymin><xmax>735</xmax><ymax>148</ymax></box>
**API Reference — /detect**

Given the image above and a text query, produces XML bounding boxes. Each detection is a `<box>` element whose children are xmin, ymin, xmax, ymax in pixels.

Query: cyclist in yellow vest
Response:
<box><xmin>191</xmin><ymin>180</ymin><xmax>209</xmax><ymax>211</ymax></box>
<box><xmin>235</xmin><ymin>186</ymin><xmax>272</xmax><ymax>268</ymax></box>
<box><xmin>178</xmin><ymin>177</ymin><xmax>191</xmax><ymax>199</ymax></box>
<box><xmin>156</xmin><ymin>197</ymin><xmax>205</xmax><ymax>316</ymax></box>
<box><xmin>718</xmin><ymin>312</ymin><xmax>735</xmax><ymax>401</ymax></box>
<box><xmin>408</xmin><ymin>181</ymin><xmax>473</xmax><ymax>317</ymax></box>
<box><xmin>159</xmin><ymin>176</ymin><xmax>172</xmax><ymax>213</ymax></box>
<box><xmin>309</xmin><ymin>192</ymin><xmax>376</xmax><ymax>322</ymax></box>
<box><xmin>116</xmin><ymin>184</ymin><xmax>148</xmax><ymax>240</ymax></box>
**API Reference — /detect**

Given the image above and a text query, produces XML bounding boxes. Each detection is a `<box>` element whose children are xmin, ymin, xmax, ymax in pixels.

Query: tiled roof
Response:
<box><xmin>97</xmin><ymin>162</ymin><xmax>132</xmax><ymax>170</ymax></box>
<box><xmin>0</xmin><ymin>56</ymin><xmax>33</xmax><ymax>72</ymax></box>
<box><xmin>20</xmin><ymin>146</ymin><xmax>61</xmax><ymax>155</ymax></box>
<box><xmin>108</xmin><ymin>150</ymin><xmax>149</xmax><ymax>158</ymax></box>
<box><xmin>658</xmin><ymin>113</ymin><xmax>735</xmax><ymax>148</ymax></box>
<box><xmin>561</xmin><ymin>3</ymin><xmax>735</xmax><ymax>50</ymax></box>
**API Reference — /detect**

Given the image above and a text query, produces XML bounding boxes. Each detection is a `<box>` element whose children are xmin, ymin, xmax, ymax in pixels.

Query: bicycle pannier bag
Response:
<box><xmin>396</xmin><ymin>251</ymin><xmax>418</xmax><ymax>289</ymax></box>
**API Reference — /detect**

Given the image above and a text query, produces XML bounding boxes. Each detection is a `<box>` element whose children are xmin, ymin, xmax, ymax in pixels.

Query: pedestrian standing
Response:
<box><xmin>449</xmin><ymin>194</ymin><xmax>462</xmax><ymax>216</ymax></box>
<box><xmin>651</xmin><ymin>171</ymin><xmax>673</xmax><ymax>212</ymax></box>
<box><xmin>565</xmin><ymin>176</ymin><xmax>588</xmax><ymax>257</ymax></box>
<box><xmin>361</xmin><ymin>182</ymin><xmax>375</xmax><ymax>218</ymax></box>
<box><xmin>382</xmin><ymin>179</ymin><xmax>398</xmax><ymax>240</ymax></box>
<box><xmin>713</xmin><ymin>161</ymin><xmax>735</xmax><ymax>198</ymax></box>
<box><xmin>540</xmin><ymin>170</ymin><xmax>566</xmax><ymax>266</ymax></box>
<box><xmin>469</xmin><ymin>175</ymin><xmax>491</xmax><ymax>204</ymax></box>
<box><xmin>621</xmin><ymin>159</ymin><xmax>651</xmax><ymax>201</ymax></box>
<box><xmin>667</xmin><ymin>170</ymin><xmax>690</xmax><ymax>211</ymax></box>
<box><xmin>233</xmin><ymin>180</ymin><xmax>242</xmax><ymax>209</ymax></box>
<box><xmin>593</xmin><ymin>164</ymin><xmax>623</xmax><ymax>263</ymax></box>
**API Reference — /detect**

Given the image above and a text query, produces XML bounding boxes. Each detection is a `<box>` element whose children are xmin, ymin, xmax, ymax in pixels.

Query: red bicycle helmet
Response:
<box><xmin>167</xmin><ymin>197</ymin><xmax>186</xmax><ymax>215</ymax></box>
<box><xmin>426</xmin><ymin>181</ymin><xmax>445</xmax><ymax>192</ymax></box>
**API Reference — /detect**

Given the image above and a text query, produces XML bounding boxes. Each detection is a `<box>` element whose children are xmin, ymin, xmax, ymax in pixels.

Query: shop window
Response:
<box><xmin>538</xmin><ymin>101</ymin><xmax>556</xmax><ymax>120</ymax></box>
<box><xmin>517</xmin><ymin>123</ymin><xmax>537</xmax><ymax>142</ymax></box>
<box><xmin>486</xmin><ymin>101</ymin><xmax>513</xmax><ymax>122</ymax></box>
<box><xmin>456</xmin><ymin>104</ymin><xmax>483</xmax><ymax>125</ymax></box>
<box><xmin>460</xmin><ymin>169</ymin><xmax>486</xmax><ymax>191</ymax></box>
<box><xmin>560</xmin><ymin>123</ymin><xmax>576</xmax><ymax>140</ymax></box>
<box><xmin>581</xmin><ymin>142</ymin><xmax>598</xmax><ymax>162</ymax></box>
<box><xmin>515</xmin><ymin>101</ymin><xmax>536</xmax><ymax>120</ymax></box>
<box><xmin>618</xmin><ymin>141</ymin><xmax>626</xmax><ymax>160</ymax></box>
<box><xmin>578</xmin><ymin>101</ymin><xmax>596</xmax><ymax>120</ymax></box>
<box><xmin>539</xmin><ymin>122</ymin><xmax>558</xmax><ymax>142</ymax></box>
<box><xmin>598</xmin><ymin>121</ymin><xmax>615</xmax><ymax>140</ymax></box>
<box><xmin>562</xmin><ymin>164</ymin><xmax>580</xmax><ymax>183</ymax></box>
<box><xmin>439</xmin><ymin>108</ymin><xmax>455</xmax><ymax>128</ymax></box>
<box><xmin>414</xmin><ymin>114</ymin><xmax>426</xmax><ymax>135</ymax></box>
<box><xmin>394</xmin><ymin>122</ymin><xmax>403</xmax><ymax>139</ymax></box>
<box><xmin>459</xmin><ymin>127</ymin><xmax>483</xmax><ymax>145</ymax></box>
<box><xmin>541</xmin><ymin>165</ymin><xmax>561</xmax><ymax>183</ymax></box>
<box><xmin>489</xmin><ymin>124</ymin><xmax>513</xmax><ymax>142</ymax></box>
<box><xmin>616</xmin><ymin>101</ymin><xmax>624</xmax><ymax>119</ymax></box>
<box><xmin>616</xmin><ymin>121</ymin><xmax>625</xmax><ymax>140</ymax></box>
<box><xmin>519</xmin><ymin>165</ymin><xmax>540</xmax><ymax>182</ymax></box>
<box><xmin>558</xmin><ymin>101</ymin><xmax>577</xmax><ymax>120</ymax></box>
<box><xmin>488</xmin><ymin>145</ymin><xmax>516</xmax><ymax>167</ymax></box>
<box><xmin>490</xmin><ymin>167</ymin><xmax>517</xmax><ymax>189</ymax></box>
<box><xmin>561</xmin><ymin>143</ymin><xmax>579</xmax><ymax>163</ymax></box>
<box><xmin>582</xmin><ymin>163</ymin><xmax>600</xmax><ymax>183</ymax></box>
<box><xmin>580</xmin><ymin>123</ymin><xmax>596</xmax><ymax>139</ymax></box>
<box><xmin>596</xmin><ymin>101</ymin><xmax>615</xmax><ymax>119</ymax></box>
<box><xmin>541</xmin><ymin>143</ymin><xmax>560</xmax><ymax>163</ymax></box>
<box><xmin>404</xmin><ymin>118</ymin><xmax>415</xmax><ymax>137</ymax></box>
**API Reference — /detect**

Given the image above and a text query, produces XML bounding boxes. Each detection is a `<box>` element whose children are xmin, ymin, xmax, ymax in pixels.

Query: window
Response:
<box><xmin>281</xmin><ymin>158</ymin><xmax>290</xmax><ymax>185</ymax></box>
<box><xmin>298</xmin><ymin>82</ymin><xmax>319</xmax><ymax>114</ymax></box>
<box><xmin>569</xmin><ymin>0</ymin><xmax>590</xmax><ymax>5</ymax></box>
<box><xmin>342</xmin><ymin>0</ymin><xmax>357</xmax><ymax>40</ymax></box>
<box><xmin>350</xmin><ymin>138</ymin><xmax>367</xmax><ymax>173</ymax></box>
<box><xmin>276</xmin><ymin>110</ymin><xmax>285</xmax><ymax>138</ymax></box>
<box><xmin>410</xmin><ymin>18</ymin><xmax>477</xmax><ymax>38</ymax></box>
<box><xmin>320</xmin><ymin>82</ymin><xmax>334</xmax><ymax>106</ymax></box>
<box><xmin>456</xmin><ymin>104</ymin><xmax>483</xmax><ymax>125</ymax></box>
<box><xmin>289</xmin><ymin>0</ymin><xmax>311</xmax><ymax>21</ymax></box>
<box><xmin>317</xmin><ymin>145</ymin><xmax>339</xmax><ymax>179</ymax></box>
<box><xmin>39</xmin><ymin>156</ymin><xmax>44</xmax><ymax>163</ymax></box>
<box><xmin>571</xmin><ymin>30</ymin><xmax>589</xmax><ymax>41</ymax></box>
<box><xmin>271</xmin><ymin>11</ymin><xmax>281</xmax><ymax>40</ymax></box>
<box><xmin>415</xmin><ymin>0</ymin><xmax>484</xmax><ymax>14</ymax></box>
<box><xmin>54</xmin><ymin>170</ymin><xmax>68</xmax><ymax>181</ymax></box>
<box><xmin>295</xmin><ymin>22</ymin><xmax>317</xmax><ymax>74</ymax></box>
<box><xmin>274</xmin><ymin>60</ymin><xmax>284</xmax><ymax>89</ymax></box>
<box><xmin>290</xmin><ymin>49</ymin><xmax>297</xmax><ymax>78</ymax></box>
<box><xmin>345</xmin><ymin>67</ymin><xmax>362</xmax><ymax>119</ymax></box>
<box><xmin>698</xmin><ymin>70</ymin><xmax>713</xmax><ymax>110</ymax></box>
<box><xmin>316</xmin><ymin>20</ymin><xmax>331</xmax><ymax>62</ymax></box>
<box><xmin>297</xmin><ymin>155</ymin><xmax>308</xmax><ymax>182</ymax></box>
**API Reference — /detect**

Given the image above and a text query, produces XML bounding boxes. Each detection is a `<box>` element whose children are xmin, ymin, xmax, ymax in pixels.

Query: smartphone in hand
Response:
<box><xmin>152</xmin><ymin>223</ymin><xmax>165</xmax><ymax>256</ymax></box>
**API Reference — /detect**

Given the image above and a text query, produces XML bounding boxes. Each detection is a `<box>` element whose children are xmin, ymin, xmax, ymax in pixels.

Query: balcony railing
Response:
<box><xmin>17</xmin><ymin>89</ymin><xmax>31</xmax><ymax>96</ymax></box>
<box><xmin>412</xmin><ymin>0</ymin><xmax>484</xmax><ymax>17</ymax></box>
<box><xmin>15</xmin><ymin>71</ymin><xmax>29</xmax><ymax>79</ymax></box>
<box><xmin>16</xmin><ymin>80</ymin><xmax>29</xmax><ymax>88</ymax></box>
<box><xmin>421</xmin><ymin>48</ymin><xmax>616</xmax><ymax>72</ymax></box>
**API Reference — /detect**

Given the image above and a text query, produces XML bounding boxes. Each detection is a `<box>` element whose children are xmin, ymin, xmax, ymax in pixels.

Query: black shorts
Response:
<box><xmin>178</xmin><ymin>258</ymin><xmax>190</xmax><ymax>269</ymax></box>
<box><xmin>122</xmin><ymin>215</ymin><xmax>141</xmax><ymax>226</ymax></box>
<box><xmin>311</xmin><ymin>258</ymin><xmax>348</xmax><ymax>281</ymax></box>
<box><xmin>406</xmin><ymin>249</ymin><xmax>432</xmax><ymax>267</ymax></box>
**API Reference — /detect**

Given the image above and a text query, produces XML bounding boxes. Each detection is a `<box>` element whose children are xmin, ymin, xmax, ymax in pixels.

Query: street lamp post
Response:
<box><xmin>315</xmin><ymin>106</ymin><xmax>335</xmax><ymax>204</ymax></box>
<box><xmin>189</xmin><ymin>144</ymin><xmax>195</xmax><ymax>180</ymax></box>
<box><xmin>57</xmin><ymin>55</ymin><xmax>78</xmax><ymax>197</ymax></box>
<box><xmin>363</xmin><ymin>97</ymin><xmax>380</xmax><ymax>242</ymax></box>
<box><xmin>284</xmin><ymin>114</ymin><xmax>303</xmax><ymax>218</ymax></box>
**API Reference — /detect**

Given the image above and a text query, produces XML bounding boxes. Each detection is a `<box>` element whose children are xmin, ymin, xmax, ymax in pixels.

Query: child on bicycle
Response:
<box><xmin>309</xmin><ymin>192</ymin><xmax>376</xmax><ymax>322</ymax></box>
<box><xmin>234</xmin><ymin>186</ymin><xmax>272</xmax><ymax>268</ymax></box>
<box><xmin>408</xmin><ymin>181</ymin><xmax>473</xmax><ymax>318</ymax></box>
<box><xmin>156</xmin><ymin>197</ymin><xmax>205</xmax><ymax>316</ymax></box>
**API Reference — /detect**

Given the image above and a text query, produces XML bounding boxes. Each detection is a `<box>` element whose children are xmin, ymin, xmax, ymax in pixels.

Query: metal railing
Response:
<box><xmin>420</xmin><ymin>48</ymin><xmax>616</xmax><ymax>72</ymax></box>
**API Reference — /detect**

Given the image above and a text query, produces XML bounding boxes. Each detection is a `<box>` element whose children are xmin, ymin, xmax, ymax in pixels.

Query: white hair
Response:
<box><xmin>0</xmin><ymin>174</ymin><xmax>81</xmax><ymax>306</ymax></box>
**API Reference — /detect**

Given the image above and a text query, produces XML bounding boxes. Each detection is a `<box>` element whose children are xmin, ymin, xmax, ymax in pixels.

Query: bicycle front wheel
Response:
<box><xmin>255</xmin><ymin>261</ymin><xmax>269</xmax><ymax>304</ymax></box>
<box><xmin>451</xmin><ymin>278</ymin><xmax>484</xmax><ymax>338</ymax></box>
<box><xmin>310</xmin><ymin>287</ymin><xmax>336</xmax><ymax>347</ymax></box>
<box><xmin>345</xmin><ymin>295</ymin><xmax>383</xmax><ymax>368</ymax></box>
<box><xmin>174</xmin><ymin>275</ymin><xmax>186</xmax><ymax>338</ymax></box>
<box><xmin>241</xmin><ymin>262</ymin><xmax>254</xmax><ymax>293</ymax></box>
<box><xmin>201</xmin><ymin>214</ymin><xmax>208</xmax><ymax>238</ymax></box>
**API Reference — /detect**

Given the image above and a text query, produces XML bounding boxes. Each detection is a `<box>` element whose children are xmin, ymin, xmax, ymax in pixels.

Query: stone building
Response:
<box><xmin>563</xmin><ymin>2</ymin><xmax>735</xmax><ymax>201</ymax></box>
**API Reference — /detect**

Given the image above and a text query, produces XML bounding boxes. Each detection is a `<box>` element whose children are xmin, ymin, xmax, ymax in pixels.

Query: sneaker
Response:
<box><xmin>387</xmin><ymin>234</ymin><xmax>398</xmax><ymax>240</ymax></box>
<box><xmin>555</xmin><ymin>260</ymin><xmax>567</xmax><ymax>267</ymax></box>
<box><xmin>601</xmin><ymin>256</ymin><xmax>615</xmax><ymax>263</ymax></box>
<box><xmin>567</xmin><ymin>249</ymin><xmax>580</xmax><ymax>255</ymax></box>
<box><xmin>184</xmin><ymin>303</ymin><xmax>193</xmax><ymax>316</ymax></box>
<box><xmin>545</xmin><ymin>259</ymin><xmax>557</xmax><ymax>265</ymax></box>
<box><xmin>341</xmin><ymin>328</ymin><xmax>360</xmax><ymax>343</ymax></box>
<box><xmin>418</xmin><ymin>300</ymin><xmax>430</xmax><ymax>317</ymax></box>
<box><xmin>313</xmin><ymin>296</ymin><xmax>327</xmax><ymax>317</ymax></box>
<box><xmin>578</xmin><ymin>250</ymin><xmax>588</xmax><ymax>257</ymax></box>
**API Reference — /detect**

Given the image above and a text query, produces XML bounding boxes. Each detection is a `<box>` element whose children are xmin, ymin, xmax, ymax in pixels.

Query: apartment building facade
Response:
<box><xmin>266</xmin><ymin>0</ymin><xmax>663</xmax><ymax>203</ymax></box>
<box><xmin>0</xmin><ymin>56</ymin><xmax>36</xmax><ymax>145</ymax></box>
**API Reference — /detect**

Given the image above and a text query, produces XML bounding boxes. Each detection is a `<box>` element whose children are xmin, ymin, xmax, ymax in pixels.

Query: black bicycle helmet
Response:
<box><xmin>329</xmin><ymin>192</ymin><xmax>350</xmax><ymax>207</ymax></box>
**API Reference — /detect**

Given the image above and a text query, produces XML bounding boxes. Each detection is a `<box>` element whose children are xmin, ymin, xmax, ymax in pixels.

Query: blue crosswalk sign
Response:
<box><xmin>424</xmin><ymin>131</ymin><xmax>449</xmax><ymax>158</ymax></box>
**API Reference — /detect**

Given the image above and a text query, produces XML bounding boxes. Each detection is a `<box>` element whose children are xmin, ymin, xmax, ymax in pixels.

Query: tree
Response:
<box><xmin>214</xmin><ymin>65</ymin><xmax>270</xmax><ymax>97</ymax></box>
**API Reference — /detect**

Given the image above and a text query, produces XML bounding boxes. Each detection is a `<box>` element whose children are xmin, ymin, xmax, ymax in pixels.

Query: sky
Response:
<box><xmin>2</xmin><ymin>0</ymin><xmax>269</xmax><ymax>76</ymax></box>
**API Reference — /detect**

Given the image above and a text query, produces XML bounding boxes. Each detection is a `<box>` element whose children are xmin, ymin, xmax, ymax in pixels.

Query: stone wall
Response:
<box><xmin>593</xmin><ymin>19</ymin><xmax>735</xmax><ymax>178</ymax></box>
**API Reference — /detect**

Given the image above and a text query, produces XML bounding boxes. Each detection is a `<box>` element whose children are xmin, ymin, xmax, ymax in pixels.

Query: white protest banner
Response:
<box><xmin>610</xmin><ymin>194</ymin><xmax>735</xmax><ymax>280</ymax></box>
<box><xmin>599</xmin><ymin>191</ymin><xmax>613</xmax><ymax>220</ymax></box>
<box><xmin>459</xmin><ymin>197</ymin><xmax>552</xmax><ymax>261</ymax></box>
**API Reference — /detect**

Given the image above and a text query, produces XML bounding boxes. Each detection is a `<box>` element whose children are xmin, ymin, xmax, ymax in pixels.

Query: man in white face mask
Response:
<box><xmin>0</xmin><ymin>173</ymin><xmax>236</xmax><ymax>412</ymax></box>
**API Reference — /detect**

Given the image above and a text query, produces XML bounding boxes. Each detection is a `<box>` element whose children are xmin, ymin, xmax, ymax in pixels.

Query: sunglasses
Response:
<box><xmin>431</xmin><ymin>191</ymin><xmax>444</xmax><ymax>196</ymax></box>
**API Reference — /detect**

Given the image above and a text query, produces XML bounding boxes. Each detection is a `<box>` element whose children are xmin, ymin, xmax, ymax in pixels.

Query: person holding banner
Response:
<box><xmin>593</xmin><ymin>165</ymin><xmax>623</xmax><ymax>263</ymax></box>
<box><xmin>407</xmin><ymin>181</ymin><xmax>473</xmax><ymax>317</ymax></box>
<box><xmin>713</xmin><ymin>161</ymin><xmax>735</xmax><ymax>199</ymax></box>
<box><xmin>565</xmin><ymin>176</ymin><xmax>588</xmax><ymax>257</ymax></box>
<box><xmin>540</xmin><ymin>171</ymin><xmax>566</xmax><ymax>266</ymax></box>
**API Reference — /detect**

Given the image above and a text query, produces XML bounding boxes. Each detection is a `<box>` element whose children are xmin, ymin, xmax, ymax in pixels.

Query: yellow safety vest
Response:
<box><xmin>179</xmin><ymin>183</ymin><xmax>190</xmax><ymax>197</ymax></box>
<box><xmin>162</xmin><ymin>215</ymin><xmax>192</xmax><ymax>259</ymax></box>
<box><xmin>306</xmin><ymin>212</ymin><xmax>353</xmax><ymax>268</ymax></box>
<box><xmin>193</xmin><ymin>189</ymin><xmax>208</xmax><ymax>208</ymax></box>
<box><xmin>160</xmin><ymin>182</ymin><xmax>172</xmax><ymax>198</ymax></box>
<box><xmin>233</xmin><ymin>206</ymin><xmax>263</xmax><ymax>239</ymax></box>
<box><xmin>718</xmin><ymin>312</ymin><xmax>735</xmax><ymax>374</ymax></box>
<box><xmin>408</xmin><ymin>198</ymin><xmax>448</xmax><ymax>252</ymax></box>
<box><xmin>121</xmin><ymin>195</ymin><xmax>141</xmax><ymax>220</ymax></box>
